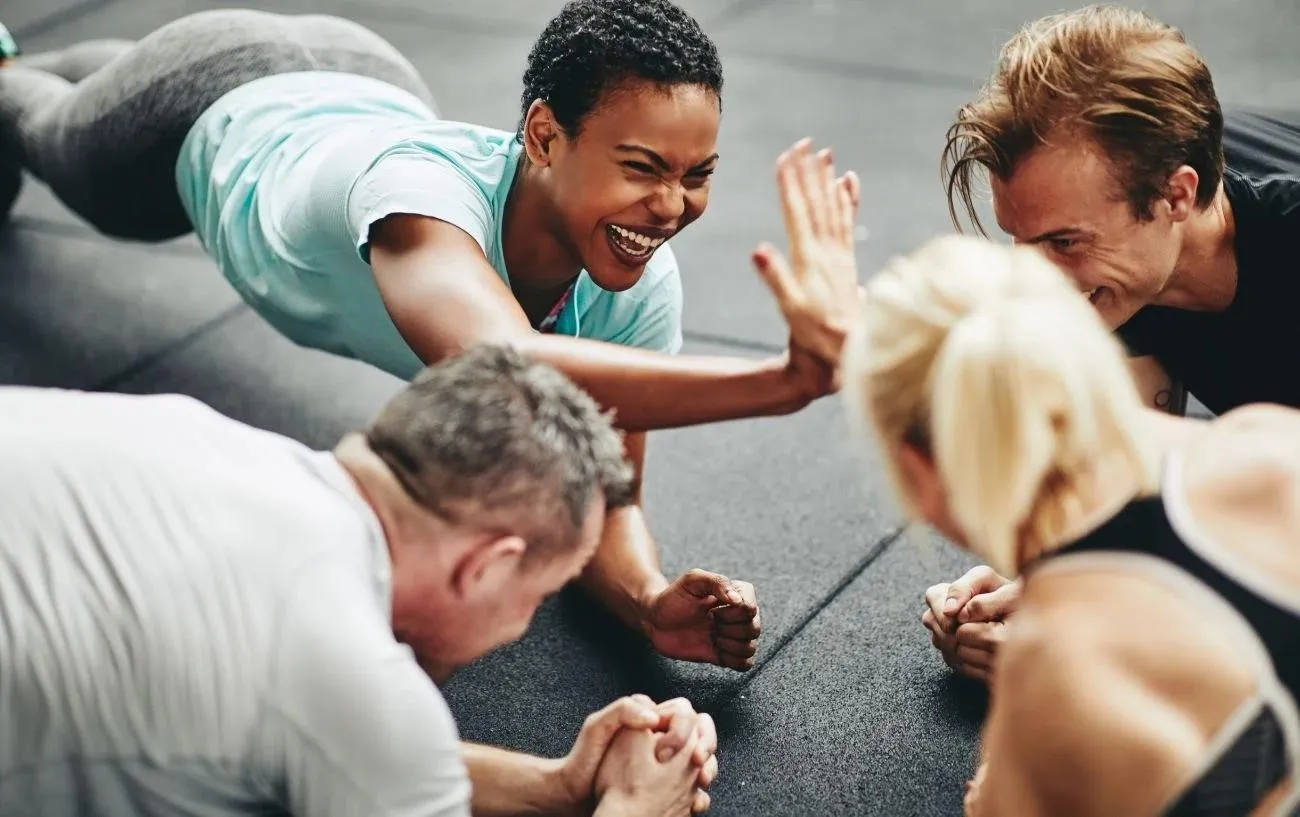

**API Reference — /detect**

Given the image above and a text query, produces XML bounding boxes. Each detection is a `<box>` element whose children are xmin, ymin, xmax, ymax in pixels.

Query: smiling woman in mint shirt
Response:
<box><xmin>0</xmin><ymin>0</ymin><xmax>863</xmax><ymax>672</ymax></box>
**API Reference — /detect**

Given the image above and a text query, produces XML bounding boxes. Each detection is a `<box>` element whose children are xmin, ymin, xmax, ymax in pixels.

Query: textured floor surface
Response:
<box><xmin>3</xmin><ymin>0</ymin><xmax>1296</xmax><ymax>814</ymax></box>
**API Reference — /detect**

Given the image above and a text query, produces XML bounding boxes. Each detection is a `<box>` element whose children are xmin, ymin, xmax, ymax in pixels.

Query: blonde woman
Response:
<box><xmin>760</xmin><ymin>232</ymin><xmax>1300</xmax><ymax>816</ymax></box>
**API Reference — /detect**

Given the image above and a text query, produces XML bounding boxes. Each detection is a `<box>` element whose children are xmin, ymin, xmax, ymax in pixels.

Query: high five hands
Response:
<box><xmin>755</xmin><ymin>138</ymin><xmax>864</xmax><ymax>387</ymax></box>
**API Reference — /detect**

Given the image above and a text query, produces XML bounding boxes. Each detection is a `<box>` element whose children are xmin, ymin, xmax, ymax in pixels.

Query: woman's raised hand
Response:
<box><xmin>753</xmin><ymin>139</ymin><xmax>863</xmax><ymax>370</ymax></box>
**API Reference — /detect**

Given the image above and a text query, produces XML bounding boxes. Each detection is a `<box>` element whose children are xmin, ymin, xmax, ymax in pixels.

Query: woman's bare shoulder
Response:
<box><xmin>982</xmin><ymin>575</ymin><xmax>1245</xmax><ymax>816</ymax></box>
<box><xmin>1183</xmin><ymin>403</ymin><xmax>1300</xmax><ymax>532</ymax></box>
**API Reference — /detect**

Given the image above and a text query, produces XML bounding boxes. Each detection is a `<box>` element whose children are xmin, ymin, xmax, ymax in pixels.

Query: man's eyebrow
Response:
<box><xmin>1025</xmin><ymin>227</ymin><xmax>1085</xmax><ymax>243</ymax></box>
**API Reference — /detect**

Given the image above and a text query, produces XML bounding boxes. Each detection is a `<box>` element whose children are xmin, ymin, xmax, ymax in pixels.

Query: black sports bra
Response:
<box><xmin>1053</xmin><ymin>496</ymin><xmax>1300</xmax><ymax>699</ymax></box>
<box><xmin>1043</xmin><ymin>490</ymin><xmax>1300</xmax><ymax>816</ymax></box>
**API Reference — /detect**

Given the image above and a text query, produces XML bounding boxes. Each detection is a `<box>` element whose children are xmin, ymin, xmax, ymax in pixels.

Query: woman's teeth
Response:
<box><xmin>608</xmin><ymin>225</ymin><xmax>666</xmax><ymax>258</ymax></box>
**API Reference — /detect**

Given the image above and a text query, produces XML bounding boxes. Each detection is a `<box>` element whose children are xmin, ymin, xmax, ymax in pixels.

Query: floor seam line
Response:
<box><xmin>91</xmin><ymin>304</ymin><xmax>248</xmax><ymax>393</ymax></box>
<box><xmin>729</xmin><ymin>50</ymin><xmax>977</xmax><ymax>91</ymax></box>
<box><xmin>716</xmin><ymin>524</ymin><xmax>906</xmax><ymax>704</ymax></box>
<box><xmin>15</xmin><ymin>3</ymin><xmax>976</xmax><ymax>93</ymax></box>
<box><xmin>681</xmin><ymin>330</ymin><xmax>783</xmax><ymax>354</ymax></box>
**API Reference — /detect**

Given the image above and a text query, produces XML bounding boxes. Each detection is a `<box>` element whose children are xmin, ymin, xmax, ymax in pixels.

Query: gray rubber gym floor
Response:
<box><xmin>3</xmin><ymin>1</ymin><xmax>1297</xmax><ymax>814</ymax></box>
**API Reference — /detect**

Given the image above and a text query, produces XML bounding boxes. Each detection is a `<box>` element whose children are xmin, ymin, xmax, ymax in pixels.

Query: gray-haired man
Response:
<box><xmin>0</xmin><ymin>344</ymin><xmax>717</xmax><ymax>817</ymax></box>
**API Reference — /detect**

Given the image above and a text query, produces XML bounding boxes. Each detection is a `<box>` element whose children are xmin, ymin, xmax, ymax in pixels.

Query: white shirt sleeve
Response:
<box><xmin>263</xmin><ymin>563</ymin><xmax>471</xmax><ymax>817</ymax></box>
<box><xmin>347</xmin><ymin>150</ymin><xmax>495</xmax><ymax>264</ymax></box>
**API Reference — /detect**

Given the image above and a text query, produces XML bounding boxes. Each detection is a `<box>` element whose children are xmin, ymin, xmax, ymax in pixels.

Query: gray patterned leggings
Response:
<box><xmin>0</xmin><ymin>9</ymin><xmax>433</xmax><ymax>240</ymax></box>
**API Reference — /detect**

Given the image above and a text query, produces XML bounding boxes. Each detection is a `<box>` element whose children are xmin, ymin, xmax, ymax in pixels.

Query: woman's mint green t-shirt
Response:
<box><xmin>175</xmin><ymin>71</ymin><xmax>683</xmax><ymax>380</ymax></box>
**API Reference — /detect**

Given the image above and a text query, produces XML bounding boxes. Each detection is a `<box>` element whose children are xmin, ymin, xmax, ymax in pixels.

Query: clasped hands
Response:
<box><xmin>553</xmin><ymin>695</ymin><xmax>718</xmax><ymax>817</ymax></box>
<box><xmin>922</xmin><ymin>566</ymin><xmax>1022</xmax><ymax>684</ymax></box>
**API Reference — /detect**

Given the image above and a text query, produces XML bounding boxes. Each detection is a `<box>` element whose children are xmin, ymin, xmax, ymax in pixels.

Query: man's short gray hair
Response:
<box><xmin>365</xmin><ymin>345</ymin><xmax>634</xmax><ymax>559</ymax></box>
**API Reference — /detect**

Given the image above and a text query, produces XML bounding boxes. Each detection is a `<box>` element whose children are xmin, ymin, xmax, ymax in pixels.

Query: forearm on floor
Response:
<box><xmin>577</xmin><ymin>435</ymin><xmax>665</xmax><ymax>631</ymax></box>
<box><xmin>578</xmin><ymin>502</ymin><xmax>666</xmax><ymax>635</ymax></box>
<box><xmin>461</xmin><ymin>742</ymin><xmax>574</xmax><ymax>817</ymax></box>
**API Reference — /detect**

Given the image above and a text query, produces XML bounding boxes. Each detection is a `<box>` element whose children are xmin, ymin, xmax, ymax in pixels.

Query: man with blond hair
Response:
<box><xmin>923</xmin><ymin>4</ymin><xmax>1300</xmax><ymax>683</ymax></box>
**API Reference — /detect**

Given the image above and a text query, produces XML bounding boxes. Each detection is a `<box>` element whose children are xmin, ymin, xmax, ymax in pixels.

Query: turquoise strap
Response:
<box><xmin>0</xmin><ymin>23</ymin><xmax>20</xmax><ymax>59</ymax></box>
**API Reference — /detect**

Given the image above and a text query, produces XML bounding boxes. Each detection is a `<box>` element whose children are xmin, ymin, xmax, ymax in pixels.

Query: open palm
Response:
<box><xmin>754</xmin><ymin>139</ymin><xmax>864</xmax><ymax>369</ymax></box>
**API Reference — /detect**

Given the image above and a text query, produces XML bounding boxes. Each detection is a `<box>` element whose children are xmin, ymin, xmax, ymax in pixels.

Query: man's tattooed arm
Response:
<box><xmin>1129</xmin><ymin>355</ymin><xmax>1188</xmax><ymax>416</ymax></box>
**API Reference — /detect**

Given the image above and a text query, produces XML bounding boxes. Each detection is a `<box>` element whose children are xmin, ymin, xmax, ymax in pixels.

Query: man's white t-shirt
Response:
<box><xmin>0</xmin><ymin>387</ymin><xmax>471</xmax><ymax>817</ymax></box>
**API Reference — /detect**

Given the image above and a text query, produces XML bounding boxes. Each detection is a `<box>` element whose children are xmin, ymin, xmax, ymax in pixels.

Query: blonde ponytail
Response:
<box><xmin>847</xmin><ymin>235</ymin><xmax>1160</xmax><ymax>575</ymax></box>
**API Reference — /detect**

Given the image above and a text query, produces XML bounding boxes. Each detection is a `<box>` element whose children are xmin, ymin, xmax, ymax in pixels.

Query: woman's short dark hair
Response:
<box><xmin>517</xmin><ymin>0</ymin><xmax>723</xmax><ymax>139</ymax></box>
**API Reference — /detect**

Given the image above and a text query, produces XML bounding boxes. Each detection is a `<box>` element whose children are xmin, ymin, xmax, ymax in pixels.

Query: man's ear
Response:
<box><xmin>522</xmin><ymin>100</ymin><xmax>561</xmax><ymax>168</ymax></box>
<box><xmin>451</xmin><ymin>534</ymin><xmax>527</xmax><ymax>601</ymax></box>
<box><xmin>1163</xmin><ymin>165</ymin><xmax>1200</xmax><ymax>223</ymax></box>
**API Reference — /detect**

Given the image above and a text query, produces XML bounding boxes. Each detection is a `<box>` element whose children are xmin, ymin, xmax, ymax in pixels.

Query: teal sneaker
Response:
<box><xmin>0</xmin><ymin>23</ymin><xmax>19</xmax><ymax>224</ymax></box>
<box><xmin>0</xmin><ymin>22</ymin><xmax>20</xmax><ymax>61</ymax></box>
